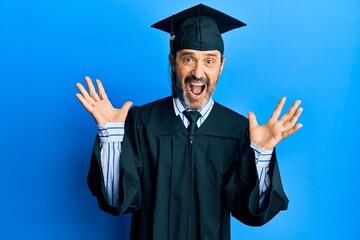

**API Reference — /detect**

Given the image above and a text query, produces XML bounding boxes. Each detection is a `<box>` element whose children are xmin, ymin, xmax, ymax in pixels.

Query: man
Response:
<box><xmin>76</xmin><ymin>4</ymin><xmax>303</xmax><ymax>240</ymax></box>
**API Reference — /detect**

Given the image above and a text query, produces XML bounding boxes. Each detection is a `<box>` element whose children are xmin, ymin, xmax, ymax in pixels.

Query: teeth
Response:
<box><xmin>191</xmin><ymin>82</ymin><xmax>204</xmax><ymax>86</ymax></box>
<box><xmin>189</xmin><ymin>82</ymin><xmax>205</xmax><ymax>95</ymax></box>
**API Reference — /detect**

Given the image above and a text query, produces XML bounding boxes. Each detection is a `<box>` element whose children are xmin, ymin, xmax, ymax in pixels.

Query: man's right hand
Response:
<box><xmin>76</xmin><ymin>76</ymin><xmax>133</xmax><ymax>124</ymax></box>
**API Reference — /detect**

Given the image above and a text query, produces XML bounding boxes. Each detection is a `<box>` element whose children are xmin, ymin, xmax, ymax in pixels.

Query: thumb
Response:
<box><xmin>121</xmin><ymin>101</ymin><xmax>133</xmax><ymax>113</ymax></box>
<box><xmin>248</xmin><ymin>112</ymin><xmax>258</xmax><ymax>129</ymax></box>
<box><xmin>118</xmin><ymin>101</ymin><xmax>133</xmax><ymax>122</ymax></box>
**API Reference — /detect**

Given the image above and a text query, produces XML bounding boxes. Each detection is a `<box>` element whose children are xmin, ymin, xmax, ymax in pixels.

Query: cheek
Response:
<box><xmin>176</xmin><ymin>62</ymin><xmax>193</xmax><ymax>75</ymax></box>
<box><xmin>175</xmin><ymin>68</ymin><xmax>188</xmax><ymax>82</ymax></box>
<box><xmin>208</xmin><ymin>70</ymin><xmax>221</xmax><ymax>84</ymax></box>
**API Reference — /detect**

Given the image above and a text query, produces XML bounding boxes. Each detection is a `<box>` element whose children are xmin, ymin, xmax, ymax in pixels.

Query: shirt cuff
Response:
<box><xmin>97</xmin><ymin>122</ymin><xmax>125</xmax><ymax>143</ymax></box>
<box><xmin>250</xmin><ymin>141</ymin><xmax>273</xmax><ymax>166</ymax></box>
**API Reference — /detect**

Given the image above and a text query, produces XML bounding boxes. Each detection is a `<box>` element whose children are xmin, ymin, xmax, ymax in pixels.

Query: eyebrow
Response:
<box><xmin>179</xmin><ymin>51</ymin><xmax>219</xmax><ymax>58</ymax></box>
<box><xmin>204</xmin><ymin>53</ymin><xmax>218</xmax><ymax>57</ymax></box>
<box><xmin>179</xmin><ymin>51</ymin><xmax>196</xmax><ymax>57</ymax></box>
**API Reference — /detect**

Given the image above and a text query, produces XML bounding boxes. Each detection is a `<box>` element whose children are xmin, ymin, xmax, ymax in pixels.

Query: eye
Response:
<box><xmin>184</xmin><ymin>57</ymin><xmax>193</xmax><ymax>63</ymax></box>
<box><xmin>181</xmin><ymin>56</ymin><xmax>194</xmax><ymax>66</ymax></box>
<box><xmin>206</xmin><ymin>59</ymin><xmax>215</xmax><ymax>65</ymax></box>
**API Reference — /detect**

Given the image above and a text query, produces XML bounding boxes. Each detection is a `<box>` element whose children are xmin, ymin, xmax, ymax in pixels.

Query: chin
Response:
<box><xmin>183</xmin><ymin>95</ymin><xmax>209</xmax><ymax>110</ymax></box>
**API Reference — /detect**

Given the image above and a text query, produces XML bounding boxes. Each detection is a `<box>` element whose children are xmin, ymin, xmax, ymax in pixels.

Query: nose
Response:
<box><xmin>192</xmin><ymin>63</ymin><xmax>204</xmax><ymax>79</ymax></box>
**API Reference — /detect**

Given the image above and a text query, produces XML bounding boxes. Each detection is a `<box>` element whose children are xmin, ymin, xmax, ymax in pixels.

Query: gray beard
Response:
<box><xmin>172</xmin><ymin>74</ymin><xmax>214</xmax><ymax>110</ymax></box>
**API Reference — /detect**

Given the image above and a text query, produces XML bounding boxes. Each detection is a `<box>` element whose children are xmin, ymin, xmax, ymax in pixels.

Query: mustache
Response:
<box><xmin>184</xmin><ymin>75</ymin><xmax>210</xmax><ymax>86</ymax></box>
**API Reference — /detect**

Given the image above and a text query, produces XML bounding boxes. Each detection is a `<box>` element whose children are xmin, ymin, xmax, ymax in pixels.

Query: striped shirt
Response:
<box><xmin>97</xmin><ymin>97</ymin><xmax>272</xmax><ymax>207</ymax></box>
<box><xmin>172</xmin><ymin>97</ymin><xmax>214</xmax><ymax>128</ymax></box>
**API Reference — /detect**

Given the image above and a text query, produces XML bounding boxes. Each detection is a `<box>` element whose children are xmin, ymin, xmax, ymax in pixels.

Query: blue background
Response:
<box><xmin>1</xmin><ymin>0</ymin><xmax>359</xmax><ymax>239</ymax></box>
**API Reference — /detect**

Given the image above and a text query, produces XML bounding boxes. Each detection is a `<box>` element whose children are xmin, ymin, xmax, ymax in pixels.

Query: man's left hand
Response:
<box><xmin>248</xmin><ymin>97</ymin><xmax>303</xmax><ymax>150</ymax></box>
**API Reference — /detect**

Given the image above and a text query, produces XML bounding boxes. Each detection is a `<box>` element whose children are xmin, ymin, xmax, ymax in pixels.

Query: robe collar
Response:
<box><xmin>172</xmin><ymin>97</ymin><xmax>214</xmax><ymax>128</ymax></box>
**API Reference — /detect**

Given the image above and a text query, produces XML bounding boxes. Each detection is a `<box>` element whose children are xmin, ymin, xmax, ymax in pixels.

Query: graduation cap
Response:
<box><xmin>151</xmin><ymin>4</ymin><xmax>246</xmax><ymax>54</ymax></box>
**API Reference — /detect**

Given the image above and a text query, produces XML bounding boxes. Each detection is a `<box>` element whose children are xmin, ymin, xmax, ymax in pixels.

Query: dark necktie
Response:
<box><xmin>183</xmin><ymin>111</ymin><xmax>201</xmax><ymax>135</ymax></box>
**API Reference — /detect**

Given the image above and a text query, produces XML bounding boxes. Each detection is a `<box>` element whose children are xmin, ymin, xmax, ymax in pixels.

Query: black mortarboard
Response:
<box><xmin>151</xmin><ymin>4</ymin><xmax>246</xmax><ymax>54</ymax></box>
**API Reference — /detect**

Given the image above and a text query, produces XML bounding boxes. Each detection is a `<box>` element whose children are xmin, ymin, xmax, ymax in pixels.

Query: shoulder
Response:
<box><xmin>139</xmin><ymin>96</ymin><xmax>173</xmax><ymax>112</ymax></box>
<box><xmin>213</xmin><ymin>101</ymin><xmax>248</xmax><ymax>124</ymax></box>
<box><xmin>128</xmin><ymin>96</ymin><xmax>172</xmax><ymax>116</ymax></box>
<box><xmin>197</xmin><ymin>101</ymin><xmax>249</xmax><ymax>139</ymax></box>
<box><xmin>127</xmin><ymin>96</ymin><xmax>182</xmax><ymax>133</ymax></box>
<box><xmin>211</xmin><ymin>101</ymin><xmax>249</xmax><ymax>131</ymax></box>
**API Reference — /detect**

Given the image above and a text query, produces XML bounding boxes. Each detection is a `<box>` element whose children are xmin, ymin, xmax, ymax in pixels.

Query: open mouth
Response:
<box><xmin>189</xmin><ymin>82</ymin><xmax>205</xmax><ymax>96</ymax></box>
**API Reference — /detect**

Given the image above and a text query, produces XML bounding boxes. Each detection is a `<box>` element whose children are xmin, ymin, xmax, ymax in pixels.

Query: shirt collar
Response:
<box><xmin>173</xmin><ymin>97</ymin><xmax>214</xmax><ymax>117</ymax></box>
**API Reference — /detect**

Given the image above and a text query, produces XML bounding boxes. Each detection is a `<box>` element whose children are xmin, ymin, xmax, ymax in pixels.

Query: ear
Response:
<box><xmin>168</xmin><ymin>54</ymin><xmax>175</xmax><ymax>72</ymax></box>
<box><xmin>219</xmin><ymin>57</ymin><xmax>226</xmax><ymax>76</ymax></box>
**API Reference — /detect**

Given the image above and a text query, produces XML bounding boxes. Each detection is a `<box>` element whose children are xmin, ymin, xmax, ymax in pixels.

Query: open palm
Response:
<box><xmin>76</xmin><ymin>76</ymin><xmax>133</xmax><ymax>124</ymax></box>
<box><xmin>248</xmin><ymin>97</ymin><xmax>303</xmax><ymax>150</ymax></box>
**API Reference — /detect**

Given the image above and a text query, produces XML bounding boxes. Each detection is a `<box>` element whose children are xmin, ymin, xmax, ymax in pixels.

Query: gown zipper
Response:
<box><xmin>188</xmin><ymin>134</ymin><xmax>194</xmax><ymax>239</ymax></box>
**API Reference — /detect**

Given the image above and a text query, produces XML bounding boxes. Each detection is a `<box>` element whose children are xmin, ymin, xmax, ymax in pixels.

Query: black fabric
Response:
<box><xmin>151</xmin><ymin>4</ymin><xmax>246</xmax><ymax>54</ymax></box>
<box><xmin>88</xmin><ymin>96</ymin><xmax>289</xmax><ymax>240</ymax></box>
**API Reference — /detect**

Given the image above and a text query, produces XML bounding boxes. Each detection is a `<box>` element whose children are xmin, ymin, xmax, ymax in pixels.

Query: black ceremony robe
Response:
<box><xmin>88</xmin><ymin>96</ymin><xmax>288</xmax><ymax>240</ymax></box>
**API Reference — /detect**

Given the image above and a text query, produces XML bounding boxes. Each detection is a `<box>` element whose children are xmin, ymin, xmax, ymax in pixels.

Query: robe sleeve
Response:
<box><xmin>87</xmin><ymin>107</ymin><xmax>143</xmax><ymax>216</ymax></box>
<box><xmin>223</xmin><ymin>129</ymin><xmax>289</xmax><ymax>226</ymax></box>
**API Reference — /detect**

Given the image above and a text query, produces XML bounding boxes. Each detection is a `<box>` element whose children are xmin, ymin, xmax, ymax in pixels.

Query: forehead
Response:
<box><xmin>176</xmin><ymin>49</ymin><xmax>222</xmax><ymax>58</ymax></box>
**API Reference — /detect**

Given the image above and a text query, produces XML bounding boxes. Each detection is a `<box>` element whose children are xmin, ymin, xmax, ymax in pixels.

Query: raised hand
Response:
<box><xmin>76</xmin><ymin>76</ymin><xmax>133</xmax><ymax>124</ymax></box>
<box><xmin>248</xmin><ymin>97</ymin><xmax>303</xmax><ymax>150</ymax></box>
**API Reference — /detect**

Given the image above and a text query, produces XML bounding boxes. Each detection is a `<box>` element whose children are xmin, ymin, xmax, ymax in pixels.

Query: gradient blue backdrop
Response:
<box><xmin>1</xmin><ymin>0</ymin><xmax>359</xmax><ymax>239</ymax></box>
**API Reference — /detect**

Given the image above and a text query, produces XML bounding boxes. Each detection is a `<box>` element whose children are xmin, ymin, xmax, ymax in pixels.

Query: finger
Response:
<box><xmin>282</xmin><ymin>107</ymin><xmax>303</xmax><ymax>129</ymax></box>
<box><xmin>76</xmin><ymin>82</ymin><xmax>95</xmax><ymax>105</ymax></box>
<box><xmin>96</xmin><ymin>79</ymin><xmax>108</xmax><ymax>100</ymax></box>
<box><xmin>85</xmin><ymin>76</ymin><xmax>100</xmax><ymax>101</ymax></box>
<box><xmin>271</xmin><ymin>97</ymin><xmax>286</xmax><ymax>120</ymax></box>
<box><xmin>280</xmin><ymin>100</ymin><xmax>302</xmax><ymax>122</ymax></box>
<box><xmin>116</xmin><ymin>101</ymin><xmax>134</xmax><ymax>122</ymax></box>
<box><xmin>282</xmin><ymin>123</ymin><xmax>303</xmax><ymax>139</ymax></box>
<box><xmin>248</xmin><ymin>112</ymin><xmax>259</xmax><ymax>129</ymax></box>
<box><xmin>288</xmin><ymin>107</ymin><xmax>303</xmax><ymax>125</ymax></box>
<box><xmin>121</xmin><ymin>101</ymin><xmax>133</xmax><ymax>112</ymax></box>
<box><xmin>76</xmin><ymin>93</ymin><xmax>107</xmax><ymax>124</ymax></box>
<box><xmin>75</xmin><ymin>93</ymin><xmax>94</xmax><ymax>113</ymax></box>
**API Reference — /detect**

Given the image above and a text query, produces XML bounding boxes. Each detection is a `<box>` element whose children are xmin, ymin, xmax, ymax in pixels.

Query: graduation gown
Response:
<box><xmin>88</xmin><ymin>96</ymin><xmax>288</xmax><ymax>240</ymax></box>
